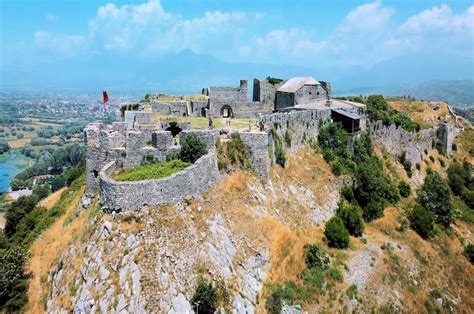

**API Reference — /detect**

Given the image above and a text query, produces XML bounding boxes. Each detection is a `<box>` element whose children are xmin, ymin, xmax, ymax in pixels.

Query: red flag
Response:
<box><xmin>103</xmin><ymin>91</ymin><xmax>109</xmax><ymax>103</ymax></box>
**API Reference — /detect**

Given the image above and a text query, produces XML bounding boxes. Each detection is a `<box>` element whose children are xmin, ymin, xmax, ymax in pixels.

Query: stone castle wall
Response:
<box><xmin>263</xmin><ymin>109</ymin><xmax>331</xmax><ymax>152</ymax></box>
<box><xmin>371</xmin><ymin>121</ymin><xmax>447</xmax><ymax>166</ymax></box>
<box><xmin>239</xmin><ymin>132</ymin><xmax>272</xmax><ymax>180</ymax></box>
<box><xmin>151</xmin><ymin>101</ymin><xmax>188</xmax><ymax>116</ymax></box>
<box><xmin>99</xmin><ymin>153</ymin><xmax>219</xmax><ymax>212</ymax></box>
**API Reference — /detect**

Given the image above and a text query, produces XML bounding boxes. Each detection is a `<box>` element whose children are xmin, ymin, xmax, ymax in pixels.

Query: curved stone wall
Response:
<box><xmin>99</xmin><ymin>153</ymin><xmax>219</xmax><ymax>212</ymax></box>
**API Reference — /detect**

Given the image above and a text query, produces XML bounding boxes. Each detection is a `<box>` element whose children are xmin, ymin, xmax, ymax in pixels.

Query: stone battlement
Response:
<box><xmin>99</xmin><ymin>153</ymin><xmax>219</xmax><ymax>212</ymax></box>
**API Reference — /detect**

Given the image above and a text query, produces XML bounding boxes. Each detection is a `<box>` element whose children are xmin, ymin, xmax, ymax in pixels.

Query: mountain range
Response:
<box><xmin>2</xmin><ymin>50</ymin><xmax>473</xmax><ymax>106</ymax></box>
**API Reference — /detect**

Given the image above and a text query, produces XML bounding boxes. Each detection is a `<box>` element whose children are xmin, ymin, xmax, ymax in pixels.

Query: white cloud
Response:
<box><xmin>339</xmin><ymin>0</ymin><xmax>394</xmax><ymax>32</ymax></box>
<box><xmin>87</xmin><ymin>0</ymin><xmax>253</xmax><ymax>56</ymax></box>
<box><xmin>400</xmin><ymin>4</ymin><xmax>474</xmax><ymax>34</ymax></box>
<box><xmin>4</xmin><ymin>0</ymin><xmax>473</xmax><ymax>69</ymax></box>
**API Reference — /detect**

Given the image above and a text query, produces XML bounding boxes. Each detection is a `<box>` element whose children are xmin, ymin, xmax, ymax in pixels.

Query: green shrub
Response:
<box><xmin>303</xmin><ymin>244</ymin><xmax>329</xmax><ymax>270</ymax></box>
<box><xmin>191</xmin><ymin>277</ymin><xmax>217</xmax><ymax>314</ymax></box>
<box><xmin>0</xmin><ymin>246</ymin><xmax>28</xmax><ymax>311</ymax></box>
<box><xmin>363</xmin><ymin>201</ymin><xmax>385</xmax><ymax>222</ymax></box>
<box><xmin>274</xmin><ymin>142</ymin><xmax>286</xmax><ymax>168</ymax></box>
<box><xmin>114</xmin><ymin>160</ymin><xmax>191</xmax><ymax>181</ymax></box>
<box><xmin>439</xmin><ymin>158</ymin><xmax>445</xmax><ymax>168</ymax></box>
<box><xmin>227</xmin><ymin>133</ymin><xmax>251</xmax><ymax>169</ymax></box>
<box><xmin>452</xmin><ymin>143</ymin><xmax>457</xmax><ymax>151</ymax></box>
<box><xmin>417</xmin><ymin>171</ymin><xmax>453</xmax><ymax>228</ymax></box>
<box><xmin>347</xmin><ymin>284</ymin><xmax>358</xmax><ymax>300</ymax></box>
<box><xmin>408</xmin><ymin>205</ymin><xmax>435</xmax><ymax>239</ymax></box>
<box><xmin>340</xmin><ymin>183</ymin><xmax>355</xmax><ymax>202</ymax></box>
<box><xmin>461</xmin><ymin>189</ymin><xmax>474</xmax><ymax>209</ymax></box>
<box><xmin>336</xmin><ymin>203</ymin><xmax>364</xmax><ymax>237</ymax></box>
<box><xmin>266</xmin><ymin>76</ymin><xmax>283</xmax><ymax>85</ymax></box>
<box><xmin>353</xmin><ymin>130</ymin><xmax>373</xmax><ymax>164</ymax></box>
<box><xmin>324</xmin><ymin>217</ymin><xmax>350</xmax><ymax>249</ymax></box>
<box><xmin>265</xmin><ymin>291</ymin><xmax>283</xmax><ymax>314</ymax></box>
<box><xmin>179</xmin><ymin>133</ymin><xmax>208</xmax><ymax>163</ymax></box>
<box><xmin>4</xmin><ymin>195</ymin><xmax>39</xmax><ymax>237</ymax></box>
<box><xmin>447</xmin><ymin>160</ymin><xmax>471</xmax><ymax>196</ymax></box>
<box><xmin>330</xmin><ymin>159</ymin><xmax>343</xmax><ymax>176</ymax></box>
<box><xmin>354</xmin><ymin>157</ymin><xmax>399</xmax><ymax>207</ymax></box>
<box><xmin>318</xmin><ymin>122</ymin><xmax>351</xmax><ymax>162</ymax></box>
<box><xmin>398</xmin><ymin>181</ymin><xmax>411</xmax><ymax>198</ymax></box>
<box><xmin>284</xmin><ymin>129</ymin><xmax>292</xmax><ymax>147</ymax></box>
<box><xmin>464</xmin><ymin>243</ymin><xmax>474</xmax><ymax>264</ymax></box>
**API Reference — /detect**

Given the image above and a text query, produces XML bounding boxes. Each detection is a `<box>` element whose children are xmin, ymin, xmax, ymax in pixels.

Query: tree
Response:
<box><xmin>51</xmin><ymin>175</ymin><xmax>66</xmax><ymax>192</ymax></box>
<box><xmin>67</xmin><ymin>143</ymin><xmax>84</xmax><ymax>166</ymax></box>
<box><xmin>363</xmin><ymin>201</ymin><xmax>385</xmax><ymax>222</ymax></box>
<box><xmin>398</xmin><ymin>181</ymin><xmax>411</xmax><ymax>198</ymax></box>
<box><xmin>336</xmin><ymin>203</ymin><xmax>364</xmax><ymax>237</ymax></box>
<box><xmin>318</xmin><ymin>122</ymin><xmax>351</xmax><ymax>161</ymax></box>
<box><xmin>408</xmin><ymin>205</ymin><xmax>435</xmax><ymax>239</ymax></box>
<box><xmin>0</xmin><ymin>246</ymin><xmax>28</xmax><ymax>311</ymax></box>
<box><xmin>324</xmin><ymin>217</ymin><xmax>350</xmax><ymax>249</ymax></box>
<box><xmin>354</xmin><ymin>157</ymin><xmax>399</xmax><ymax>207</ymax></box>
<box><xmin>190</xmin><ymin>277</ymin><xmax>217</xmax><ymax>314</ymax></box>
<box><xmin>340</xmin><ymin>183</ymin><xmax>355</xmax><ymax>202</ymax></box>
<box><xmin>461</xmin><ymin>189</ymin><xmax>474</xmax><ymax>209</ymax></box>
<box><xmin>417</xmin><ymin>171</ymin><xmax>453</xmax><ymax>228</ymax></box>
<box><xmin>353</xmin><ymin>130</ymin><xmax>372</xmax><ymax>164</ymax></box>
<box><xmin>179</xmin><ymin>134</ymin><xmax>208</xmax><ymax>163</ymax></box>
<box><xmin>447</xmin><ymin>160</ymin><xmax>472</xmax><ymax>195</ymax></box>
<box><xmin>32</xmin><ymin>184</ymin><xmax>50</xmax><ymax>200</ymax></box>
<box><xmin>4</xmin><ymin>195</ymin><xmax>39</xmax><ymax>237</ymax></box>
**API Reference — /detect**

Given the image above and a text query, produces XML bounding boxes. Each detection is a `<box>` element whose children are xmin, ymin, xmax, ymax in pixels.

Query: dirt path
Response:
<box><xmin>25</xmin><ymin>186</ymin><xmax>86</xmax><ymax>314</ymax></box>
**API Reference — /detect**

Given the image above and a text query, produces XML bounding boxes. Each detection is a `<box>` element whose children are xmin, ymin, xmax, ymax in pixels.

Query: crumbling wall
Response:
<box><xmin>180</xmin><ymin>129</ymin><xmax>219</xmax><ymax>151</ymax></box>
<box><xmin>99</xmin><ymin>153</ymin><xmax>219</xmax><ymax>212</ymax></box>
<box><xmin>371</xmin><ymin>121</ymin><xmax>439</xmax><ymax>166</ymax></box>
<box><xmin>263</xmin><ymin>109</ymin><xmax>331</xmax><ymax>152</ymax></box>
<box><xmin>437</xmin><ymin>123</ymin><xmax>456</xmax><ymax>155</ymax></box>
<box><xmin>239</xmin><ymin>132</ymin><xmax>272</xmax><ymax>180</ymax></box>
<box><xmin>253</xmin><ymin>78</ymin><xmax>284</xmax><ymax>106</ymax></box>
<box><xmin>151</xmin><ymin>101</ymin><xmax>188</xmax><ymax>116</ymax></box>
<box><xmin>85</xmin><ymin>123</ymin><xmax>124</xmax><ymax>195</ymax></box>
<box><xmin>124</xmin><ymin>111</ymin><xmax>153</xmax><ymax>129</ymax></box>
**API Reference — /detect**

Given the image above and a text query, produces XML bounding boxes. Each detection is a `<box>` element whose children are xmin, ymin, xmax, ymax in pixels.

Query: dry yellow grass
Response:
<box><xmin>453</xmin><ymin>127</ymin><xmax>474</xmax><ymax>166</ymax></box>
<box><xmin>0</xmin><ymin>212</ymin><xmax>5</xmax><ymax>230</ymax></box>
<box><xmin>39</xmin><ymin>188</ymin><xmax>66</xmax><ymax>209</ymax></box>
<box><xmin>25</xmin><ymin>185</ymin><xmax>86</xmax><ymax>314</ymax></box>
<box><xmin>8</xmin><ymin>137</ymin><xmax>31</xmax><ymax>149</ymax></box>
<box><xmin>388</xmin><ymin>100</ymin><xmax>453</xmax><ymax>128</ymax></box>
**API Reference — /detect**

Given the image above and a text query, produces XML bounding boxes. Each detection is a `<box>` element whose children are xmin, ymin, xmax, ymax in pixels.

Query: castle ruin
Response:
<box><xmin>85</xmin><ymin>75</ymin><xmax>455</xmax><ymax>212</ymax></box>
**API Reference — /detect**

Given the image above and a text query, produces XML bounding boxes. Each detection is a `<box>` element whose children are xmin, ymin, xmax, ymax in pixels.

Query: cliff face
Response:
<box><xmin>45</xmin><ymin>149</ymin><xmax>345</xmax><ymax>312</ymax></box>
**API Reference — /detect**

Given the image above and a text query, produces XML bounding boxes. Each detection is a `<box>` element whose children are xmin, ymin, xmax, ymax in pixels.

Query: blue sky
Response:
<box><xmin>1</xmin><ymin>0</ymin><xmax>473</xmax><ymax>73</ymax></box>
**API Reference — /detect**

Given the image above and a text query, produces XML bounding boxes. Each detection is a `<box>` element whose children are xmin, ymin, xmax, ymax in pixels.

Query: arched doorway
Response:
<box><xmin>220</xmin><ymin>105</ymin><xmax>233</xmax><ymax>118</ymax></box>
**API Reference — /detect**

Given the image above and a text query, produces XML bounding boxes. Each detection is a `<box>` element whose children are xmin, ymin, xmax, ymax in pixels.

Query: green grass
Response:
<box><xmin>453</xmin><ymin>196</ymin><xmax>474</xmax><ymax>224</ymax></box>
<box><xmin>114</xmin><ymin>159</ymin><xmax>191</xmax><ymax>181</ymax></box>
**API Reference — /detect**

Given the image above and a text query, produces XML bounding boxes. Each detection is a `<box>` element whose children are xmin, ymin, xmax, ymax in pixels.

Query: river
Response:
<box><xmin>0</xmin><ymin>150</ymin><xmax>30</xmax><ymax>193</ymax></box>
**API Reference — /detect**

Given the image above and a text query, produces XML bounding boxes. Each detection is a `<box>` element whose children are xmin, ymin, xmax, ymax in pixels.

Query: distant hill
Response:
<box><xmin>2</xmin><ymin>50</ymin><xmax>473</xmax><ymax>106</ymax></box>
<box><xmin>334</xmin><ymin>80</ymin><xmax>474</xmax><ymax>107</ymax></box>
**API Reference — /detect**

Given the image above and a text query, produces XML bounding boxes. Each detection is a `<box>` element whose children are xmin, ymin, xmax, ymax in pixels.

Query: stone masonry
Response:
<box><xmin>99</xmin><ymin>153</ymin><xmax>219</xmax><ymax>212</ymax></box>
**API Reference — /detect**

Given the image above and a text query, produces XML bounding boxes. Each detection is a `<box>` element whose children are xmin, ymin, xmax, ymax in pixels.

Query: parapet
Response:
<box><xmin>99</xmin><ymin>153</ymin><xmax>219</xmax><ymax>212</ymax></box>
